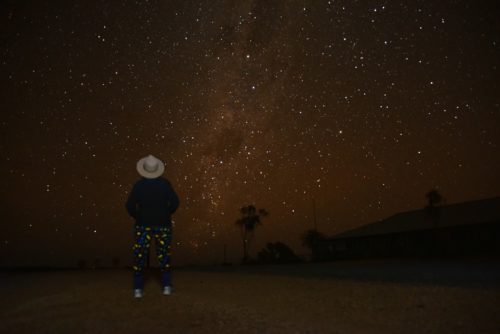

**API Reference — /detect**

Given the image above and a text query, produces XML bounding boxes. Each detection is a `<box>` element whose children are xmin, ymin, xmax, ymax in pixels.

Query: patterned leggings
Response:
<box><xmin>132</xmin><ymin>225</ymin><xmax>172</xmax><ymax>289</ymax></box>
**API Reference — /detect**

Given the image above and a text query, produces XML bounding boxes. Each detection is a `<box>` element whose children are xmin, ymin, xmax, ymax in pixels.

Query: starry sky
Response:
<box><xmin>1</xmin><ymin>0</ymin><xmax>499</xmax><ymax>267</ymax></box>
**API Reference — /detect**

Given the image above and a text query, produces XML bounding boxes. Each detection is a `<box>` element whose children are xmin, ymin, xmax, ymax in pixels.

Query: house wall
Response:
<box><xmin>325</xmin><ymin>221</ymin><xmax>500</xmax><ymax>260</ymax></box>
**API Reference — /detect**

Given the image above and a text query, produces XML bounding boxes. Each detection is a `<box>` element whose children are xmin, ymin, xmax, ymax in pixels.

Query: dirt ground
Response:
<box><xmin>1</xmin><ymin>259</ymin><xmax>499</xmax><ymax>333</ymax></box>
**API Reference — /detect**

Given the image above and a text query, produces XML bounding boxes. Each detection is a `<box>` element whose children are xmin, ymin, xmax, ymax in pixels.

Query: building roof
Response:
<box><xmin>331</xmin><ymin>196</ymin><xmax>500</xmax><ymax>239</ymax></box>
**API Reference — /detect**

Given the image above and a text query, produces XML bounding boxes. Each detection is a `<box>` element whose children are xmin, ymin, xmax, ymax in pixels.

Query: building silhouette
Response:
<box><xmin>324</xmin><ymin>197</ymin><xmax>500</xmax><ymax>259</ymax></box>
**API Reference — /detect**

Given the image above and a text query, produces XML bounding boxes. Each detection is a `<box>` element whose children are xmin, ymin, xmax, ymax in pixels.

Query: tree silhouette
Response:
<box><xmin>425</xmin><ymin>189</ymin><xmax>445</xmax><ymax>256</ymax></box>
<box><xmin>426</xmin><ymin>189</ymin><xmax>443</xmax><ymax>208</ymax></box>
<box><xmin>301</xmin><ymin>229</ymin><xmax>327</xmax><ymax>261</ymax></box>
<box><xmin>235</xmin><ymin>205</ymin><xmax>269</xmax><ymax>263</ymax></box>
<box><xmin>426</xmin><ymin>189</ymin><xmax>444</xmax><ymax>228</ymax></box>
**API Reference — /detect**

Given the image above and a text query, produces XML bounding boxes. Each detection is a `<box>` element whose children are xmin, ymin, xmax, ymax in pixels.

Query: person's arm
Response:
<box><xmin>125</xmin><ymin>183</ymin><xmax>138</xmax><ymax>219</ymax></box>
<box><xmin>166</xmin><ymin>182</ymin><xmax>180</xmax><ymax>215</ymax></box>
<box><xmin>169</xmin><ymin>189</ymin><xmax>180</xmax><ymax>215</ymax></box>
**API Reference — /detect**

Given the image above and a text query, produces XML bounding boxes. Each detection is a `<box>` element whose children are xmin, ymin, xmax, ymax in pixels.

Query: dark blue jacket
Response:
<box><xmin>125</xmin><ymin>177</ymin><xmax>179</xmax><ymax>227</ymax></box>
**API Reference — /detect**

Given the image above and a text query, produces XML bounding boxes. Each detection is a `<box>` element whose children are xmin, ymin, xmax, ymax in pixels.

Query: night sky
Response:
<box><xmin>1</xmin><ymin>1</ymin><xmax>499</xmax><ymax>267</ymax></box>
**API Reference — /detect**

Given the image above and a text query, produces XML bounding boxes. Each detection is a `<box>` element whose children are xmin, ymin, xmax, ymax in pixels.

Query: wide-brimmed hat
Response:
<box><xmin>136</xmin><ymin>154</ymin><xmax>165</xmax><ymax>179</ymax></box>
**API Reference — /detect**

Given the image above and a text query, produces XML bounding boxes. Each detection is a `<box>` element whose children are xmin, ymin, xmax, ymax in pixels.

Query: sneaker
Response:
<box><xmin>134</xmin><ymin>289</ymin><xmax>144</xmax><ymax>298</ymax></box>
<box><xmin>163</xmin><ymin>286</ymin><xmax>172</xmax><ymax>295</ymax></box>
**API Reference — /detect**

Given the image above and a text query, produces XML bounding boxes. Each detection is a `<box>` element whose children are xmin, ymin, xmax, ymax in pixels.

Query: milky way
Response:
<box><xmin>1</xmin><ymin>1</ymin><xmax>499</xmax><ymax>266</ymax></box>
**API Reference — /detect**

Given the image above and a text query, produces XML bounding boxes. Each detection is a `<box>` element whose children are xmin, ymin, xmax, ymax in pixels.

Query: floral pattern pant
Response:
<box><xmin>132</xmin><ymin>225</ymin><xmax>172</xmax><ymax>289</ymax></box>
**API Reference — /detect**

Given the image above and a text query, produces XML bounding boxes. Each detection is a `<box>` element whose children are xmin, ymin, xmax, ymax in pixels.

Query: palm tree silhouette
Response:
<box><xmin>301</xmin><ymin>229</ymin><xmax>326</xmax><ymax>261</ymax></box>
<box><xmin>425</xmin><ymin>189</ymin><xmax>445</xmax><ymax>255</ymax></box>
<box><xmin>426</xmin><ymin>189</ymin><xmax>444</xmax><ymax>228</ymax></box>
<box><xmin>426</xmin><ymin>189</ymin><xmax>443</xmax><ymax>208</ymax></box>
<box><xmin>235</xmin><ymin>205</ymin><xmax>269</xmax><ymax>263</ymax></box>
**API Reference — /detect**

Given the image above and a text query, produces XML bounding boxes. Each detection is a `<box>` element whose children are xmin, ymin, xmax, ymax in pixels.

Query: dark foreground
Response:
<box><xmin>1</xmin><ymin>259</ymin><xmax>499</xmax><ymax>333</ymax></box>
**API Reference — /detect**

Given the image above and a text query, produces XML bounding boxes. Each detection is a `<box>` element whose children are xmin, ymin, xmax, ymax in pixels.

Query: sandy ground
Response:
<box><xmin>1</xmin><ymin>259</ymin><xmax>499</xmax><ymax>334</ymax></box>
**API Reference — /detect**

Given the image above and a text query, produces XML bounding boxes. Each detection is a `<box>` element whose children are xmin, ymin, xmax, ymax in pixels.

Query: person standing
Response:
<box><xmin>126</xmin><ymin>154</ymin><xmax>179</xmax><ymax>298</ymax></box>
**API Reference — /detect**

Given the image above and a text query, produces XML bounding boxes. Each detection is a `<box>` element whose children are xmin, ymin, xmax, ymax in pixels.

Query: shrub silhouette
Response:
<box><xmin>258</xmin><ymin>242</ymin><xmax>300</xmax><ymax>264</ymax></box>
